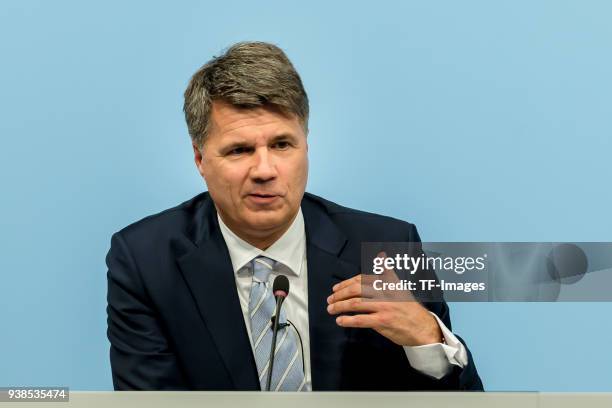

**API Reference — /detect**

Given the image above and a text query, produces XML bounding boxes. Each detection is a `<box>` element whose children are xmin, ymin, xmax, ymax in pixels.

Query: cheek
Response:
<box><xmin>279</xmin><ymin>156</ymin><xmax>308</xmax><ymax>200</ymax></box>
<box><xmin>206</xmin><ymin>164</ymin><xmax>248</xmax><ymax>195</ymax></box>
<box><xmin>302</xmin><ymin>155</ymin><xmax>309</xmax><ymax>180</ymax></box>
<box><xmin>292</xmin><ymin>155</ymin><xmax>309</xmax><ymax>185</ymax></box>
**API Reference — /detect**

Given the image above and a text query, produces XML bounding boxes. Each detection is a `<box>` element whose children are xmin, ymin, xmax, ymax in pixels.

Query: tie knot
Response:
<box><xmin>251</xmin><ymin>255</ymin><xmax>276</xmax><ymax>283</ymax></box>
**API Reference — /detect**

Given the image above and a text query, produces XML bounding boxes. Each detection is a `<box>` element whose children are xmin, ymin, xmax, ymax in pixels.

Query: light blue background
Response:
<box><xmin>1</xmin><ymin>0</ymin><xmax>611</xmax><ymax>391</ymax></box>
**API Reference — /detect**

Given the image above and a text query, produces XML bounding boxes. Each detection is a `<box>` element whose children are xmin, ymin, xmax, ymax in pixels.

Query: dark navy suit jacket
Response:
<box><xmin>106</xmin><ymin>191</ymin><xmax>483</xmax><ymax>390</ymax></box>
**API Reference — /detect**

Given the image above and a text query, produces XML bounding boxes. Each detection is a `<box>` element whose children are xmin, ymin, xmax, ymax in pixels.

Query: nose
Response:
<box><xmin>250</xmin><ymin>147</ymin><xmax>278</xmax><ymax>182</ymax></box>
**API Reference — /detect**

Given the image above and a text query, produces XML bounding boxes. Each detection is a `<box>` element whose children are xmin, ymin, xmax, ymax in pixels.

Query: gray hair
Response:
<box><xmin>183</xmin><ymin>41</ymin><xmax>309</xmax><ymax>148</ymax></box>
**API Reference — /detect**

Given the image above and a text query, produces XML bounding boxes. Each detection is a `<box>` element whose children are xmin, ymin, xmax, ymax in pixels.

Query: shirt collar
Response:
<box><xmin>217</xmin><ymin>208</ymin><xmax>306</xmax><ymax>277</ymax></box>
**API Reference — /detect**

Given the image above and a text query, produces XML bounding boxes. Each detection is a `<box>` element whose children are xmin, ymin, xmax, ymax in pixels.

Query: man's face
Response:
<box><xmin>193</xmin><ymin>101</ymin><xmax>309</xmax><ymax>244</ymax></box>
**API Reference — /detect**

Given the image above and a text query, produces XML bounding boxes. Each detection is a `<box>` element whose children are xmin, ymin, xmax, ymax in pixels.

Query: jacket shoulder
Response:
<box><xmin>303</xmin><ymin>192</ymin><xmax>419</xmax><ymax>241</ymax></box>
<box><xmin>113</xmin><ymin>192</ymin><xmax>209</xmax><ymax>243</ymax></box>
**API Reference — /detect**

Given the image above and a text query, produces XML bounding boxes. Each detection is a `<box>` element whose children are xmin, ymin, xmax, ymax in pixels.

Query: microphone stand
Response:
<box><xmin>266</xmin><ymin>295</ymin><xmax>285</xmax><ymax>391</ymax></box>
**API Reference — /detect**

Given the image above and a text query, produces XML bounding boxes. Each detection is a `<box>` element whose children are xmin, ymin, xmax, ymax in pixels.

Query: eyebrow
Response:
<box><xmin>220</xmin><ymin>133</ymin><xmax>297</xmax><ymax>152</ymax></box>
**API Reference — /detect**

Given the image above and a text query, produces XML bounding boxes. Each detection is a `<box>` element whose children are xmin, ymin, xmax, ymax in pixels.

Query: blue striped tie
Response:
<box><xmin>247</xmin><ymin>256</ymin><xmax>306</xmax><ymax>391</ymax></box>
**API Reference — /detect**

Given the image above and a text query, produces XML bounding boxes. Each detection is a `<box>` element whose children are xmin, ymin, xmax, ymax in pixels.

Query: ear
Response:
<box><xmin>193</xmin><ymin>143</ymin><xmax>205</xmax><ymax>177</ymax></box>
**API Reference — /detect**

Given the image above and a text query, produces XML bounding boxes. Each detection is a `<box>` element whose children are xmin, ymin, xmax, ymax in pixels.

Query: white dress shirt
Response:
<box><xmin>217</xmin><ymin>208</ymin><xmax>468</xmax><ymax>388</ymax></box>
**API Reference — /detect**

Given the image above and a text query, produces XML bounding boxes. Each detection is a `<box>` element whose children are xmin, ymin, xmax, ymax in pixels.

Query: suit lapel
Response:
<box><xmin>174</xmin><ymin>195</ymin><xmax>260</xmax><ymax>390</ymax></box>
<box><xmin>302</xmin><ymin>196</ymin><xmax>358</xmax><ymax>390</ymax></box>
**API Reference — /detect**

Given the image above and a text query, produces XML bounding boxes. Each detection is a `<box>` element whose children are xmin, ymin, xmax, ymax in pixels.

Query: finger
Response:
<box><xmin>332</xmin><ymin>274</ymin><xmax>361</xmax><ymax>293</ymax></box>
<box><xmin>327</xmin><ymin>297</ymin><xmax>382</xmax><ymax>315</ymax></box>
<box><xmin>328</xmin><ymin>282</ymin><xmax>360</xmax><ymax>304</ymax></box>
<box><xmin>374</xmin><ymin>251</ymin><xmax>401</xmax><ymax>281</ymax></box>
<box><xmin>328</xmin><ymin>280</ymin><xmax>378</xmax><ymax>304</ymax></box>
<box><xmin>335</xmin><ymin>313</ymin><xmax>380</xmax><ymax>329</ymax></box>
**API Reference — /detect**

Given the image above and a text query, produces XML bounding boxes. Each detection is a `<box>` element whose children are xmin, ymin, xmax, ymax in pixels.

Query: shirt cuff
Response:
<box><xmin>402</xmin><ymin>312</ymin><xmax>468</xmax><ymax>379</ymax></box>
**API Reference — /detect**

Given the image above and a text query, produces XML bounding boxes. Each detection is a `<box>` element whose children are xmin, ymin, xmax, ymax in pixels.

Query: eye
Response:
<box><xmin>227</xmin><ymin>146</ymin><xmax>252</xmax><ymax>156</ymax></box>
<box><xmin>272</xmin><ymin>141</ymin><xmax>291</xmax><ymax>150</ymax></box>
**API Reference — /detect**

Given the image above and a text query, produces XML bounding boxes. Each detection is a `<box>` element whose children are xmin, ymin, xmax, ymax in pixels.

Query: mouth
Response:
<box><xmin>246</xmin><ymin>192</ymin><xmax>281</xmax><ymax>205</ymax></box>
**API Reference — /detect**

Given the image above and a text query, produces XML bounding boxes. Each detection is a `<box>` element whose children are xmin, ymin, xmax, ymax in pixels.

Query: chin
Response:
<box><xmin>243</xmin><ymin>210</ymin><xmax>291</xmax><ymax>232</ymax></box>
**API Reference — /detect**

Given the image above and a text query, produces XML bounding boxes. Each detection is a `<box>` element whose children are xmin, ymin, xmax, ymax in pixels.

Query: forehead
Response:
<box><xmin>209</xmin><ymin>101</ymin><xmax>302</xmax><ymax>142</ymax></box>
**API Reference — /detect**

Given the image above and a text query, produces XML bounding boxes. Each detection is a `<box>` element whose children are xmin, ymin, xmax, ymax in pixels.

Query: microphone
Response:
<box><xmin>266</xmin><ymin>275</ymin><xmax>290</xmax><ymax>391</ymax></box>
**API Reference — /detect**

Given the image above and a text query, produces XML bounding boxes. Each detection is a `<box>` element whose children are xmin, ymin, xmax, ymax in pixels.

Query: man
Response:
<box><xmin>106</xmin><ymin>42</ymin><xmax>483</xmax><ymax>391</ymax></box>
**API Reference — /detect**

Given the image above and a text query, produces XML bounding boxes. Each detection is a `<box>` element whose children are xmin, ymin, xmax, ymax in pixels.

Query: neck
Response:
<box><xmin>217</xmin><ymin>211</ymin><xmax>298</xmax><ymax>251</ymax></box>
<box><xmin>244</xmin><ymin>232</ymin><xmax>284</xmax><ymax>251</ymax></box>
